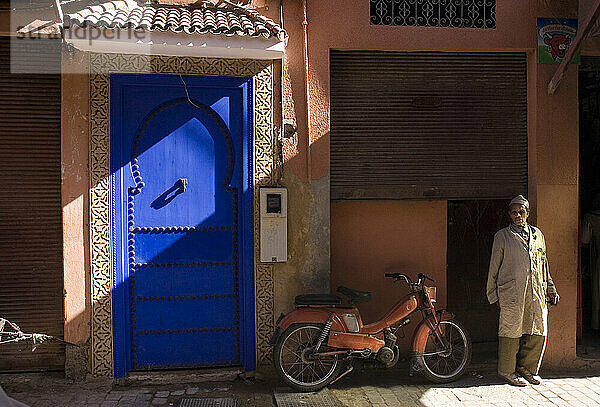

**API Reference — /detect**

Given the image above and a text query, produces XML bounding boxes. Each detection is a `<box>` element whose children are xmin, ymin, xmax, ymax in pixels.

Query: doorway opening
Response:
<box><xmin>110</xmin><ymin>73</ymin><xmax>256</xmax><ymax>377</ymax></box>
<box><xmin>578</xmin><ymin>58</ymin><xmax>600</xmax><ymax>359</ymax></box>
<box><xmin>447</xmin><ymin>200</ymin><xmax>510</xmax><ymax>361</ymax></box>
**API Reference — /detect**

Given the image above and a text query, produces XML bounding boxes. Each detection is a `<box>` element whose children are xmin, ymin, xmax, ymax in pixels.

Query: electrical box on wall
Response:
<box><xmin>260</xmin><ymin>188</ymin><xmax>287</xmax><ymax>262</ymax></box>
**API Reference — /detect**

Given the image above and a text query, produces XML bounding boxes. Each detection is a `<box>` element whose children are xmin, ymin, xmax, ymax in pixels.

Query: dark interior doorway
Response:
<box><xmin>447</xmin><ymin>200</ymin><xmax>510</xmax><ymax>347</ymax></box>
<box><xmin>578</xmin><ymin>58</ymin><xmax>600</xmax><ymax>359</ymax></box>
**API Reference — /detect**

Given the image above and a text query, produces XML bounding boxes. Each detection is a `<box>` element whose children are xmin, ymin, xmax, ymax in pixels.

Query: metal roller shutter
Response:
<box><xmin>0</xmin><ymin>36</ymin><xmax>64</xmax><ymax>371</ymax></box>
<box><xmin>330</xmin><ymin>51</ymin><xmax>528</xmax><ymax>200</ymax></box>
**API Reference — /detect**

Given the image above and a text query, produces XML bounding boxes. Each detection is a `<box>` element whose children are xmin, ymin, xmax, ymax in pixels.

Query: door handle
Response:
<box><xmin>179</xmin><ymin>178</ymin><xmax>188</xmax><ymax>192</ymax></box>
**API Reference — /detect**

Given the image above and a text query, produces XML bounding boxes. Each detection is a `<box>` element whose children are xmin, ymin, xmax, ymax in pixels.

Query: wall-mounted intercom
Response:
<box><xmin>260</xmin><ymin>187</ymin><xmax>287</xmax><ymax>263</ymax></box>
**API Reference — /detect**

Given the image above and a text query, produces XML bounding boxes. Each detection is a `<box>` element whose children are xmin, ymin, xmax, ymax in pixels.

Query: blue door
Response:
<box><xmin>110</xmin><ymin>74</ymin><xmax>255</xmax><ymax>377</ymax></box>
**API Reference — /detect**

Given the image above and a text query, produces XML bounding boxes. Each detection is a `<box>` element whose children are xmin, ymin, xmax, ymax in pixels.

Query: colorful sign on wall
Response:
<box><xmin>537</xmin><ymin>18</ymin><xmax>580</xmax><ymax>64</ymax></box>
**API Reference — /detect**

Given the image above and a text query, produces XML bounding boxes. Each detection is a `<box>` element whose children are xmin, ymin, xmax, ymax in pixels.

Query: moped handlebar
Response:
<box><xmin>385</xmin><ymin>273</ymin><xmax>412</xmax><ymax>284</ymax></box>
<box><xmin>418</xmin><ymin>273</ymin><xmax>435</xmax><ymax>283</ymax></box>
<box><xmin>385</xmin><ymin>272</ymin><xmax>435</xmax><ymax>286</ymax></box>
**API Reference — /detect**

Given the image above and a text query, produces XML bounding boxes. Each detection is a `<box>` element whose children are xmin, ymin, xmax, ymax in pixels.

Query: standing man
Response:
<box><xmin>487</xmin><ymin>195</ymin><xmax>559</xmax><ymax>386</ymax></box>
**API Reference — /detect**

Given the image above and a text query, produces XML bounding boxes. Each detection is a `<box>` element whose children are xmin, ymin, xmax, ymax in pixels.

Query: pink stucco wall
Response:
<box><xmin>55</xmin><ymin>0</ymin><xmax>593</xmax><ymax>372</ymax></box>
<box><xmin>534</xmin><ymin>62</ymin><xmax>579</xmax><ymax>366</ymax></box>
<box><xmin>297</xmin><ymin>0</ymin><xmax>540</xmax><ymax>180</ymax></box>
<box><xmin>279</xmin><ymin>0</ymin><xmax>584</xmax><ymax>367</ymax></box>
<box><xmin>331</xmin><ymin>201</ymin><xmax>447</xmax><ymax>349</ymax></box>
<box><xmin>62</xmin><ymin>51</ymin><xmax>91</xmax><ymax>346</ymax></box>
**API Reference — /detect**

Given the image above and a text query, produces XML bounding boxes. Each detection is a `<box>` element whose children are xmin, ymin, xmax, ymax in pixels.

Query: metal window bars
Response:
<box><xmin>370</xmin><ymin>0</ymin><xmax>496</xmax><ymax>29</ymax></box>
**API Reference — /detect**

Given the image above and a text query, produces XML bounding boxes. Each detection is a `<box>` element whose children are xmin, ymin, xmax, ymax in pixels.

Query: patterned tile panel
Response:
<box><xmin>89</xmin><ymin>53</ymin><xmax>275</xmax><ymax>376</ymax></box>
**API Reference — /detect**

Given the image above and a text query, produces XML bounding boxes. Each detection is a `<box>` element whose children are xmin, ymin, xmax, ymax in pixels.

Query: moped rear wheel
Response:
<box><xmin>273</xmin><ymin>323</ymin><xmax>342</xmax><ymax>392</ymax></box>
<box><xmin>418</xmin><ymin>319</ymin><xmax>471</xmax><ymax>383</ymax></box>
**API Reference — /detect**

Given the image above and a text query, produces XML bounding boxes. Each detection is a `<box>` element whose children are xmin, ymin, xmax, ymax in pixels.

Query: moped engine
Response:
<box><xmin>376</xmin><ymin>329</ymin><xmax>400</xmax><ymax>367</ymax></box>
<box><xmin>377</xmin><ymin>329</ymin><xmax>400</xmax><ymax>367</ymax></box>
<box><xmin>377</xmin><ymin>346</ymin><xmax>396</xmax><ymax>367</ymax></box>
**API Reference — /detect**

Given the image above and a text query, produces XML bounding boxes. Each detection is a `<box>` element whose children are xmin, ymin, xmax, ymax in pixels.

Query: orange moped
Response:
<box><xmin>270</xmin><ymin>273</ymin><xmax>471</xmax><ymax>392</ymax></box>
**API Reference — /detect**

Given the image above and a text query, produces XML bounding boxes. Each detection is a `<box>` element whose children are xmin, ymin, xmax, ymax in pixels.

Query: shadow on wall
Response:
<box><xmin>112</xmin><ymin>211</ymin><xmax>251</xmax><ymax>374</ymax></box>
<box><xmin>108</xmin><ymin>90</ymin><xmax>256</xmax><ymax>377</ymax></box>
<box><xmin>58</xmin><ymin>24</ymin><xmax>339</xmax><ymax>375</ymax></box>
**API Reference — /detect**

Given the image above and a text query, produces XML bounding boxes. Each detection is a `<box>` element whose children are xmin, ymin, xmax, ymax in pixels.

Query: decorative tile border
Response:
<box><xmin>253</xmin><ymin>65</ymin><xmax>277</xmax><ymax>365</ymax></box>
<box><xmin>89</xmin><ymin>53</ymin><xmax>275</xmax><ymax>376</ymax></box>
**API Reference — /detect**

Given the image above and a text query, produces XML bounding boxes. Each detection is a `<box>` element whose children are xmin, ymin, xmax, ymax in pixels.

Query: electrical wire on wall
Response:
<box><xmin>276</xmin><ymin>0</ymin><xmax>285</xmax><ymax>184</ymax></box>
<box><xmin>176</xmin><ymin>55</ymin><xmax>288</xmax><ymax>187</ymax></box>
<box><xmin>177</xmin><ymin>56</ymin><xmax>205</xmax><ymax>110</ymax></box>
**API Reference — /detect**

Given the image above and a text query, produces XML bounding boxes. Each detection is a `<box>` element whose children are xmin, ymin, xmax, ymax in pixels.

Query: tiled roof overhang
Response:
<box><xmin>63</xmin><ymin>0</ymin><xmax>286</xmax><ymax>58</ymax></box>
<box><xmin>65</xmin><ymin>0</ymin><xmax>285</xmax><ymax>40</ymax></box>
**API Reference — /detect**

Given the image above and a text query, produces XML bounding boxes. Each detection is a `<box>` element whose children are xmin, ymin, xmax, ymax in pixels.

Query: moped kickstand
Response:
<box><xmin>408</xmin><ymin>358</ymin><xmax>423</xmax><ymax>377</ymax></box>
<box><xmin>331</xmin><ymin>365</ymin><xmax>354</xmax><ymax>384</ymax></box>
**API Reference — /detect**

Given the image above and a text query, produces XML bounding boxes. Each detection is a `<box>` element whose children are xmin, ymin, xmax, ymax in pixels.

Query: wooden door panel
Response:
<box><xmin>111</xmin><ymin>74</ymin><xmax>251</xmax><ymax>373</ymax></box>
<box><xmin>448</xmin><ymin>200</ymin><xmax>509</xmax><ymax>343</ymax></box>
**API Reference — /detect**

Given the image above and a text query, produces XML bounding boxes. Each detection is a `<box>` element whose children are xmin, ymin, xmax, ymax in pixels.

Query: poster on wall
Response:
<box><xmin>538</xmin><ymin>18</ymin><xmax>580</xmax><ymax>64</ymax></box>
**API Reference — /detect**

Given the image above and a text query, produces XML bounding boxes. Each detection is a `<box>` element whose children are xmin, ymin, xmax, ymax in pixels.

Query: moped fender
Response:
<box><xmin>277</xmin><ymin>308</ymin><xmax>346</xmax><ymax>333</ymax></box>
<box><xmin>411</xmin><ymin>310</ymin><xmax>455</xmax><ymax>354</ymax></box>
<box><xmin>268</xmin><ymin>313</ymin><xmax>286</xmax><ymax>346</ymax></box>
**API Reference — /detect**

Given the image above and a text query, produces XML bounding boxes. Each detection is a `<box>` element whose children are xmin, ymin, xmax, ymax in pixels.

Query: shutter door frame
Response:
<box><xmin>330</xmin><ymin>51</ymin><xmax>528</xmax><ymax>201</ymax></box>
<box><xmin>0</xmin><ymin>36</ymin><xmax>64</xmax><ymax>371</ymax></box>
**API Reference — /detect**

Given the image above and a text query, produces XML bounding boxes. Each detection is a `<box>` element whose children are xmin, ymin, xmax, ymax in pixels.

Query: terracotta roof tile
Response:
<box><xmin>64</xmin><ymin>0</ymin><xmax>285</xmax><ymax>39</ymax></box>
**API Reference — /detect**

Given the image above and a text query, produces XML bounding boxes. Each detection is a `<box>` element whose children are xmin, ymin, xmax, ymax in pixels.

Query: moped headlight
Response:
<box><xmin>425</xmin><ymin>286</ymin><xmax>437</xmax><ymax>303</ymax></box>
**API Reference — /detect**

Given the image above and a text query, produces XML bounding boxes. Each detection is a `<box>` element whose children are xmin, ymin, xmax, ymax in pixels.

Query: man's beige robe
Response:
<box><xmin>486</xmin><ymin>225</ymin><xmax>557</xmax><ymax>338</ymax></box>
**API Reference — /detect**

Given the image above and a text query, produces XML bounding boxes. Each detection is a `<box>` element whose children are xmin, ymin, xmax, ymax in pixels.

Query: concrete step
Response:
<box><xmin>118</xmin><ymin>367</ymin><xmax>243</xmax><ymax>386</ymax></box>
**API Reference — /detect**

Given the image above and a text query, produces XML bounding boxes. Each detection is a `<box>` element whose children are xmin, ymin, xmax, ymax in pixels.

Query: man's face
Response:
<box><xmin>509</xmin><ymin>204</ymin><xmax>529</xmax><ymax>226</ymax></box>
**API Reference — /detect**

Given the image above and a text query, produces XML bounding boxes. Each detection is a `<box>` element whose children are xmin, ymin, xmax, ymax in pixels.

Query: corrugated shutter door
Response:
<box><xmin>0</xmin><ymin>37</ymin><xmax>64</xmax><ymax>370</ymax></box>
<box><xmin>330</xmin><ymin>51</ymin><xmax>528</xmax><ymax>200</ymax></box>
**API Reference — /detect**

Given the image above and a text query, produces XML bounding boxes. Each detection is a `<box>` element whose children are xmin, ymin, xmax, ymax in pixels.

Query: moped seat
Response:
<box><xmin>337</xmin><ymin>286</ymin><xmax>372</xmax><ymax>303</ymax></box>
<box><xmin>295</xmin><ymin>294</ymin><xmax>342</xmax><ymax>305</ymax></box>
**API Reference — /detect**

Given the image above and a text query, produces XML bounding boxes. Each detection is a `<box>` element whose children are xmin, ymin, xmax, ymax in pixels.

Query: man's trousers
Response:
<box><xmin>497</xmin><ymin>334</ymin><xmax>546</xmax><ymax>375</ymax></box>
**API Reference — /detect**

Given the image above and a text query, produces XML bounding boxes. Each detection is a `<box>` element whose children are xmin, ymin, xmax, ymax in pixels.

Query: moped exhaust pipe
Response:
<box><xmin>314</xmin><ymin>348</ymin><xmax>372</xmax><ymax>358</ymax></box>
<box><xmin>349</xmin><ymin>348</ymin><xmax>372</xmax><ymax>358</ymax></box>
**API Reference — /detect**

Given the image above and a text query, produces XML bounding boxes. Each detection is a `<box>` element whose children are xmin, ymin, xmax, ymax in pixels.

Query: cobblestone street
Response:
<box><xmin>330</xmin><ymin>367</ymin><xmax>600</xmax><ymax>407</ymax></box>
<box><xmin>3</xmin><ymin>362</ymin><xmax>600</xmax><ymax>407</ymax></box>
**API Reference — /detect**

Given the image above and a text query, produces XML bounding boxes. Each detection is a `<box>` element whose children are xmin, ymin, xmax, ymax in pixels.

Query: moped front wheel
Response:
<box><xmin>273</xmin><ymin>323</ymin><xmax>342</xmax><ymax>392</ymax></box>
<box><xmin>418</xmin><ymin>319</ymin><xmax>472</xmax><ymax>383</ymax></box>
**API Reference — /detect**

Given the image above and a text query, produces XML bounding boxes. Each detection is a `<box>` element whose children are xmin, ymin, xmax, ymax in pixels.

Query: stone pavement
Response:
<box><xmin>330</xmin><ymin>365</ymin><xmax>600</xmax><ymax>407</ymax></box>
<box><xmin>3</xmin><ymin>363</ymin><xmax>600</xmax><ymax>407</ymax></box>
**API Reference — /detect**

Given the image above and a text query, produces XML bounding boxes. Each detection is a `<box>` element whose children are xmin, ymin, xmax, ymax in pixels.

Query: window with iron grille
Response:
<box><xmin>370</xmin><ymin>0</ymin><xmax>496</xmax><ymax>29</ymax></box>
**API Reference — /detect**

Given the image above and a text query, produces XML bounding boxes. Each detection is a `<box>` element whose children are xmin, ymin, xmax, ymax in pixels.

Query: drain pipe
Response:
<box><xmin>279</xmin><ymin>0</ymin><xmax>285</xmax><ymax>182</ymax></box>
<box><xmin>302</xmin><ymin>0</ymin><xmax>311</xmax><ymax>182</ymax></box>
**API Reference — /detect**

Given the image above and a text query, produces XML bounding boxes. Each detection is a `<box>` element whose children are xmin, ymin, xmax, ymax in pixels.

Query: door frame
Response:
<box><xmin>109</xmin><ymin>73</ymin><xmax>255</xmax><ymax>378</ymax></box>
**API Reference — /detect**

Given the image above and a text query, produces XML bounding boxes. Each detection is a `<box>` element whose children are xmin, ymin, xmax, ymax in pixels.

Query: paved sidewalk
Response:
<box><xmin>331</xmin><ymin>365</ymin><xmax>600</xmax><ymax>407</ymax></box>
<box><xmin>3</xmin><ymin>364</ymin><xmax>600</xmax><ymax>406</ymax></box>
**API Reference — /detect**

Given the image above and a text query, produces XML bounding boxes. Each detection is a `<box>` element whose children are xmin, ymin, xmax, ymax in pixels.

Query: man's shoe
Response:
<box><xmin>516</xmin><ymin>367</ymin><xmax>541</xmax><ymax>385</ymax></box>
<box><xmin>498</xmin><ymin>372</ymin><xmax>527</xmax><ymax>387</ymax></box>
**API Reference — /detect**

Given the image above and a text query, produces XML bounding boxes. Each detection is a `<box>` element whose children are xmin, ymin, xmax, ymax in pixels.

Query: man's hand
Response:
<box><xmin>548</xmin><ymin>293</ymin><xmax>559</xmax><ymax>306</ymax></box>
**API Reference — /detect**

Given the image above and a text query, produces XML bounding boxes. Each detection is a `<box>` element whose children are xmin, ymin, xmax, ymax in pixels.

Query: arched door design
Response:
<box><xmin>110</xmin><ymin>74</ymin><xmax>254</xmax><ymax>376</ymax></box>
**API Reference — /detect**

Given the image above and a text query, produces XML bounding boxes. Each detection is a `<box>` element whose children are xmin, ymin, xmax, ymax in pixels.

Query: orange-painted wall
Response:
<box><xmin>61</xmin><ymin>51</ymin><xmax>91</xmax><ymax>359</ymax></box>
<box><xmin>55</xmin><ymin>0</ymin><xmax>595</xmax><ymax>373</ymax></box>
<box><xmin>298</xmin><ymin>0</ymin><xmax>540</xmax><ymax>180</ymax></box>
<box><xmin>535</xmin><ymin>62</ymin><xmax>579</xmax><ymax>366</ymax></box>
<box><xmin>279</xmin><ymin>0</ymin><xmax>587</xmax><ymax>367</ymax></box>
<box><xmin>331</xmin><ymin>201</ymin><xmax>447</xmax><ymax>348</ymax></box>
